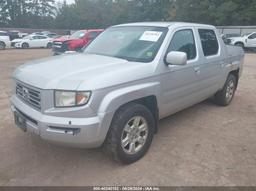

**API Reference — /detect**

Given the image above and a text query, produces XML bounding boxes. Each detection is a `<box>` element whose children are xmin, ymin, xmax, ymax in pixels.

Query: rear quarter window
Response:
<box><xmin>0</xmin><ymin>32</ymin><xmax>8</xmax><ymax>36</ymax></box>
<box><xmin>198</xmin><ymin>29</ymin><xmax>219</xmax><ymax>57</ymax></box>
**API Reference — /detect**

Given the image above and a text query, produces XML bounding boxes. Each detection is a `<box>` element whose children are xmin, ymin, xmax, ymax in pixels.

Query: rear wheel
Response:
<box><xmin>47</xmin><ymin>42</ymin><xmax>52</xmax><ymax>49</ymax></box>
<box><xmin>214</xmin><ymin>74</ymin><xmax>237</xmax><ymax>106</ymax></box>
<box><xmin>103</xmin><ymin>103</ymin><xmax>155</xmax><ymax>164</ymax></box>
<box><xmin>22</xmin><ymin>43</ymin><xmax>29</xmax><ymax>49</ymax></box>
<box><xmin>0</xmin><ymin>42</ymin><xmax>6</xmax><ymax>50</ymax></box>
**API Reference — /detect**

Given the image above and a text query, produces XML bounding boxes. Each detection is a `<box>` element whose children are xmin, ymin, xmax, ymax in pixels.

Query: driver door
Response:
<box><xmin>160</xmin><ymin>28</ymin><xmax>202</xmax><ymax>117</ymax></box>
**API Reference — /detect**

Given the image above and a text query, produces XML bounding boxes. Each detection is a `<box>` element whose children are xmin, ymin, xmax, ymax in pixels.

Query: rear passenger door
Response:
<box><xmin>29</xmin><ymin>36</ymin><xmax>39</xmax><ymax>47</ymax></box>
<box><xmin>196</xmin><ymin>28</ymin><xmax>223</xmax><ymax>97</ymax></box>
<box><xmin>37</xmin><ymin>36</ymin><xmax>49</xmax><ymax>47</ymax></box>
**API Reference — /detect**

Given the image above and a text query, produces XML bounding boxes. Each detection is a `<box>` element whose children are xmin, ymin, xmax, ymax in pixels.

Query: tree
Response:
<box><xmin>1</xmin><ymin>0</ymin><xmax>256</xmax><ymax>29</ymax></box>
<box><xmin>173</xmin><ymin>0</ymin><xmax>256</xmax><ymax>26</ymax></box>
<box><xmin>0</xmin><ymin>0</ymin><xmax>56</xmax><ymax>28</ymax></box>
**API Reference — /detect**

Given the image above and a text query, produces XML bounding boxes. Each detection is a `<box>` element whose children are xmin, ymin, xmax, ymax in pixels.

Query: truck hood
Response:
<box><xmin>11</xmin><ymin>39</ymin><xmax>22</xmax><ymax>42</ymax></box>
<box><xmin>53</xmin><ymin>35</ymin><xmax>70</xmax><ymax>42</ymax></box>
<box><xmin>13</xmin><ymin>54</ymin><xmax>154</xmax><ymax>90</ymax></box>
<box><xmin>228</xmin><ymin>36</ymin><xmax>245</xmax><ymax>41</ymax></box>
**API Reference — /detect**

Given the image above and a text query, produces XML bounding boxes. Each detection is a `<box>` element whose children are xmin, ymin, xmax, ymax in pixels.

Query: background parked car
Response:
<box><xmin>0</xmin><ymin>31</ymin><xmax>11</xmax><ymax>50</ymax></box>
<box><xmin>11</xmin><ymin>35</ymin><xmax>31</xmax><ymax>47</ymax></box>
<box><xmin>228</xmin><ymin>32</ymin><xmax>256</xmax><ymax>50</ymax></box>
<box><xmin>52</xmin><ymin>29</ymin><xmax>103</xmax><ymax>55</ymax></box>
<box><xmin>221</xmin><ymin>33</ymin><xmax>241</xmax><ymax>44</ymax></box>
<box><xmin>14</xmin><ymin>35</ymin><xmax>53</xmax><ymax>49</ymax></box>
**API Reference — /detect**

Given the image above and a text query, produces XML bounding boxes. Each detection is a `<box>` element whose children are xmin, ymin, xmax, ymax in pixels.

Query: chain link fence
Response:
<box><xmin>217</xmin><ymin>26</ymin><xmax>256</xmax><ymax>35</ymax></box>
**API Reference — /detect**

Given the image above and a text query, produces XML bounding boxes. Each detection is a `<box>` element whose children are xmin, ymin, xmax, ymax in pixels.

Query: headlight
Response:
<box><xmin>55</xmin><ymin>91</ymin><xmax>91</xmax><ymax>107</ymax></box>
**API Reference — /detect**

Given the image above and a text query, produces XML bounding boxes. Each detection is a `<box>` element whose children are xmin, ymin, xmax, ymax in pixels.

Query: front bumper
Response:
<box><xmin>10</xmin><ymin>95</ymin><xmax>111</xmax><ymax>148</ymax></box>
<box><xmin>52</xmin><ymin>42</ymin><xmax>69</xmax><ymax>54</ymax></box>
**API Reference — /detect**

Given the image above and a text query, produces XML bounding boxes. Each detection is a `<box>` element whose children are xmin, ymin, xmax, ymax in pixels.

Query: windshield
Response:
<box><xmin>242</xmin><ymin>33</ymin><xmax>251</xmax><ymax>37</ymax></box>
<box><xmin>70</xmin><ymin>31</ymin><xmax>86</xmax><ymax>39</ymax></box>
<box><xmin>83</xmin><ymin>26</ymin><xmax>168</xmax><ymax>62</ymax></box>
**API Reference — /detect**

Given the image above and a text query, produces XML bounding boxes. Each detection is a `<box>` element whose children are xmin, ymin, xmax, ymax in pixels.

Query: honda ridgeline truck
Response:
<box><xmin>11</xmin><ymin>22</ymin><xmax>244</xmax><ymax>164</ymax></box>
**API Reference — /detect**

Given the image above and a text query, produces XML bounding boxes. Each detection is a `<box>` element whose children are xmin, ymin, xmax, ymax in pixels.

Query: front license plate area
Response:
<box><xmin>14</xmin><ymin>112</ymin><xmax>27</xmax><ymax>132</ymax></box>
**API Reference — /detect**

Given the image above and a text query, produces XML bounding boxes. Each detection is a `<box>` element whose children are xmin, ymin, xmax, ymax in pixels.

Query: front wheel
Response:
<box><xmin>0</xmin><ymin>42</ymin><xmax>6</xmax><ymax>50</ymax></box>
<box><xmin>47</xmin><ymin>42</ymin><xmax>52</xmax><ymax>49</ymax></box>
<box><xmin>22</xmin><ymin>43</ymin><xmax>29</xmax><ymax>49</ymax></box>
<box><xmin>103</xmin><ymin>103</ymin><xmax>155</xmax><ymax>164</ymax></box>
<box><xmin>214</xmin><ymin>74</ymin><xmax>237</xmax><ymax>106</ymax></box>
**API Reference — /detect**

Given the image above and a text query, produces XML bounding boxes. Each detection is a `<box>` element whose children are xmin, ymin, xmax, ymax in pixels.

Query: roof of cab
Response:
<box><xmin>114</xmin><ymin>22</ymin><xmax>215</xmax><ymax>28</ymax></box>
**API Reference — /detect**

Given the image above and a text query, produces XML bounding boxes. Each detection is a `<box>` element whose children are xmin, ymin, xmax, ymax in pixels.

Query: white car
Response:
<box><xmin>0</xmin><ymin>31</ymin><xmax>11</xmax><ymax>50</ymax></box>
<box><xmin>14</xmin><ymin>35</ymin><xmax>53</xmax><ymax>49</ymax></box>
<box><xmin>229</xmin><ymin>32</ymin><xmax>256</xmax><ymax>49</ymax></box>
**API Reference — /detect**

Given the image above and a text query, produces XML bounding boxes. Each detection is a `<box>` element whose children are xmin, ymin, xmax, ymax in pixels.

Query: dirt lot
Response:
<box><xmin>0</xmin><ymin>49</ymin><xmax>256</xmax><ymax>186</ymax></box>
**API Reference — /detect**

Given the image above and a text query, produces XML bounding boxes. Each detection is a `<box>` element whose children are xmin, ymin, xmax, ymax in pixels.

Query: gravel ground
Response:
<box><xmin>0</xmin><ymin>49</ymin><xmax>255</xmax><ymax>186</ymax></box>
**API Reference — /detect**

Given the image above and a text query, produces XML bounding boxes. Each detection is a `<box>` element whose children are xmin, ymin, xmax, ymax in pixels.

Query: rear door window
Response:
<box><xmin>198</xmin><ymin>29</ymin><xmax>219</xmax><ymax>56</ymax></box>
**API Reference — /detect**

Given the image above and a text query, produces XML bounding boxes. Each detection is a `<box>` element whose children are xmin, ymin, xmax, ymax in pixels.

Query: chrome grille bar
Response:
<box><xmin>16</xmin><ymin>83</ymin><xmax>41</xmax><ymax>110</ymax></box>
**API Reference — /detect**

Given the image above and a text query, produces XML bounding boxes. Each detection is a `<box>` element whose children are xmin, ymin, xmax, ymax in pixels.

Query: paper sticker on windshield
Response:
<box><xmin>139</xmin><ymin>31</ymin><xmax>163</xmax><ymax>42</ymax></box>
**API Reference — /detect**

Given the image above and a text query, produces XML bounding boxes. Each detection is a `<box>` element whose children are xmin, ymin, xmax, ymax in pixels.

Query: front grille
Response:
<box><xmin>53</xmin><ymin>41</ymin><xmax>62</xmax><ymax>47</ymax></box>
<box><xmin>16</xmin><ymin>83</ymin><xmax>41</xmax><ymax>110</ymax></box>
<box><xmin>53</xmin><ymin>41</ymin><xmax>69</xmax><ymax>53</ymax></box>
<box><xmin>11</xmin><ymin>42</ymin><xmax>16</xmax><ymax>47</ymax></box>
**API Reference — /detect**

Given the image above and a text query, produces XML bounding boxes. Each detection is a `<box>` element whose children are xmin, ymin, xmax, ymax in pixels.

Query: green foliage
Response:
<box><xmin>0</xmin><ymin>0</ymin><xmax>56</xmax><ymax>28</ymax></box>
<box><xmin>0</xmin><ymin>0</ymin><xmax>255</xmax><ymax>29</ymax></box>
<box><xmin>175</xmin><ymin>0</ymin><xmax>256</xmax><ymax>25</ymax></box>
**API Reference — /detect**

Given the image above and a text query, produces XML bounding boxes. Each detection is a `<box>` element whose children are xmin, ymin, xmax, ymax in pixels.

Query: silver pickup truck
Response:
<box><xmin>11</xmin><ymin>22</ymin><xmax>244</xmax><ymax>164</ymax></box>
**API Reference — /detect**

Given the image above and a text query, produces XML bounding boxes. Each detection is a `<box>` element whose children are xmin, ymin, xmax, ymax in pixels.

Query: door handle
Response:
<box><xmin>219</xmin><ymin>61</ymin><xmax>225</xmax><ymax>68</ymax></box>
<box><xmin>194</xmin><ymin>67</ymin><xmax>200</xmax><ymax>75</ymax></box>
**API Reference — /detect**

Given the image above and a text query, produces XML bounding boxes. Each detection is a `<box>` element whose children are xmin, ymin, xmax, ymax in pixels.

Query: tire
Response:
<box><xmin>47</xmin><ymin>42</ymin><xmax>52</xmax><ymax>49</ymax></box>
<box><xmin>235</xmin><ymin>42</ymin><xmax>244</xmax><ymax>49</ymax></box>
<box><xmin>75</xmin><ymin>47</ymin><xmax>82</xmax><ymax>52</ymax></box>
<box><xmin>22</xmin><ymin>43</ymin><xmax>29</xmax><ymax>49</ymax></box>
<box><xmin>0</xmin><ymin>41</ymin><xmax>6</xmax><ymax>50</ymax></box>
<box><xmin>103</xmin><ymin>103</ymin><xmax>155</xmax><ymax>164</ymax></box>
<box><xmin>214</xmin><ymin>74</ymin><xmax>237</xmax><ymax>106</ymax></box>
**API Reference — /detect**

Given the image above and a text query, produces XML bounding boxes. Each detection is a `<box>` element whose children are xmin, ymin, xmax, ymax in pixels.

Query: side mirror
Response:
<box><xmin>166</xmin><ymin>51</ymin><xmax>187</xmax><ymax>66</ymax></box>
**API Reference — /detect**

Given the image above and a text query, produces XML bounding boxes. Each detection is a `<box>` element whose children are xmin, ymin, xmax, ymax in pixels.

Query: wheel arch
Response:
<box><xmin>98</xmin><ymin>83</ymin><xmax>160</xmax><ymax>141</ymax></box>
<box><xmin>0</xmin><ymin>41</ymin><xmax>6</xmax><ymax>45</ymax></box>
<box><xmin>234</xmin><ymin>41</ymin><xmax>244</xmax><ymax>46</ymax></box>
<box><xmin>22</xmin><ymin>42</ymin><xmax>29</xmax><ymax>47</ymax></box>
<box><xmin>0</xmin><ymin>41</ymin><xmax>6</xmax><ymax>48</ymax></box>
<box><xmin>111</xmin><ymin>95</ymin><xmax>159</xmax><ymax>134</ymax></box>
